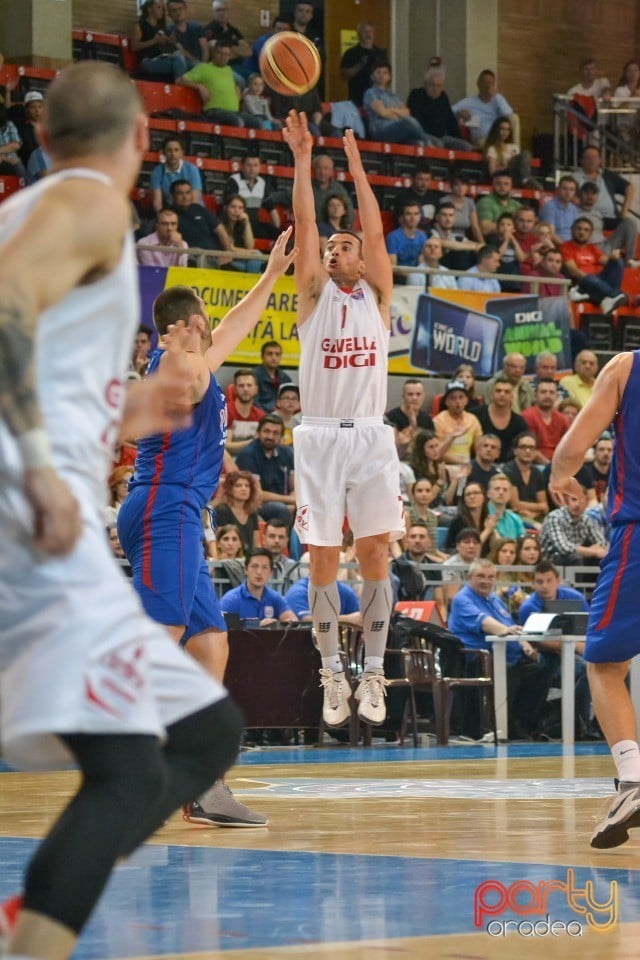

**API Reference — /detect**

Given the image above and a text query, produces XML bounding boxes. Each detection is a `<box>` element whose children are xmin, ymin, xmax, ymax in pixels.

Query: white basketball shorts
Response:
<box><xmin>293</xmin><ymin>417</ymin><xmax>405</xmax><ymax>546</ymax></box>
<box><xmin>0</xmin><ymin>484</ymin><xmax>224</xmax><ymax>770</ymax></box>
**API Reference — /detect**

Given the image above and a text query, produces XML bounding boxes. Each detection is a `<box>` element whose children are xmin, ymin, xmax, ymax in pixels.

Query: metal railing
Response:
<box><xmin>553</xmin><ymin>94</ymin><xmax>640</xmax><ymax>177</ymax></box>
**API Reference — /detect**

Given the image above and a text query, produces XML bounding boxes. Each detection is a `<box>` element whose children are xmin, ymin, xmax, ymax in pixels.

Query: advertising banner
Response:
<box><xmin>138</xmin><ymin>268</ymin><xmax>572</xmax><ymax>377</ymax></box>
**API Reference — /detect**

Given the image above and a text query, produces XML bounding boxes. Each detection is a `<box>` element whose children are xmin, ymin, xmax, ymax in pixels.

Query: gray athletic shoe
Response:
<box><xmin>355</xmin><ymin>672</ymin><xmax>389</xmax><ymax>726</ymax></box>
<box><xmin>591</xmin><ymin>779</ymin><xmax>640</xmax><ymax>849</ymax></box>
<box><xmin>319</xmin><ymin>668</ymin><xmax>352</xmax><ymax>727</ymax></box>
<box><xmin>183</xmin><ymin>780</ymin><xmax>268</xmax><ymax>827</ymax></box>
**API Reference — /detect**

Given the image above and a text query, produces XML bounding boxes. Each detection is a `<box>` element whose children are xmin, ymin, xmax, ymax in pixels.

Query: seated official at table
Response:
<box><xmin>285</xmin><ymin>575</ymin><xmax>362</xmax><ymax>625</ymax></box>
<box><xmin>518</xmin><ymin>560</ymin><xmax>593</xmax><ymax>738</ymax></box>
<box><xmin>220</xmin><ymin>548</ymin><xmax>298</xmax><ymax>626</ymax></box>
<box><xmin>448</xmin><ymin>558</ymin><xmax>551</xmax><ymax>739</ymax></box>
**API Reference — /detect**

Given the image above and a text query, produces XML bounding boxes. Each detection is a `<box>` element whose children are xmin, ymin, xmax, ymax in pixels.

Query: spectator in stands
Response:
<box><xmin>225</xmin><ymin>369</ymin><xmax>265</xmax><ymax>454</ymax></box>
<box><xmin>526</xmin><ymin>246</ymin><xmax>567</xmax><ymax>297</ymax></box>
<box><xmin>236</xmin><ymin>414</ymin><xmax>296</xmax><ymax>524</ymax></box>
<box><xmin>486</xmin><ymin>473</ymin><xmax>526</xmax><ymax>540</ymax></box>
<box><xmin>531</xmin><ymin>351</ymin><xmax>564</xmax><ymax>392</ymax></box>
<box><xmin>567</xmin><ymin>58</ymin><xmax>610</xmax><ymax>98</ymax></box>
<box><xmin>104</xmin><ymin>465</ymin><xmax>134</xmax><ymax>527</ymax></box>
<box><xmin>178</xmin><ymin>41</ymin><xmax>263</xmax><ymax>127</ymax></box>
<box><xmin>219</xmin><ymin>194</ymin><xmax>261</xmax><ymax>272</ymax></box>
<box><xmin>407</xmin><ymin>64</ymin><xmax>473</xmax><ymax>151</ymax></box>
<box><xmin>584</xmin><ymin>433</ymin><xmax>613</xmax><ymax>504</ymax></box>
<box><xmin>512</xmin><ymin>206</ymin><xmax>539</xmax><ymax>272</ymax></box>
<box><xmin>363</xmin><ymin>61</ymin><xmax>428</xmax><ymax>146</ymax></box>
<box><xmin>561</xmin><ymin>218</ymin><xmax>627</xmax><ymax>316</ymax></box>
<box><xmin>131</xmin><ymin>0</ymin><xmax>189</xmax><ymax>79</ymax></box>
<box><xmin>613</xmin><ymin>60</ymin><xmax>640</xmax><ymax>148</ymax></box>
<box><xmin>539</xmin><ymin>176</ymin><xmax>580</xmax><ymax>244</ymax></box>
<box><xmin>203</xmin><ymin>0</ymin><xmax>251</xmax><ymax>72</ymax></box>
<box><xmin>486</xmin><ymin>212</ymin><xmax>525</xmax><ymax>291</ymax></box>
<box><xmin>386</xmin><ymin>379</ymin><xmax>434</xmax><ymax>456</ymax></box>
<box><xmin>210</xmin><ymin>524</ymin><xmax>246</xmax><ymax>596</ymax></box>
<box><xmin>241</xmin><ymin>74</ymin><xmax>279</xmax><ymax>130</ymax></box>
<box><xmin>340</xmin><ymin>22</ymin><xmax>387</xmax><ymax>107</ymax></box>
<box><xmin>394</xmin><ymin>164</ymin><xmax>441</xmax><ymax>232</ymax></box>
<box><xmin>476</xmin><ymin>170</ymin><xmax>522</xmax><ymax>237</ymax></box>
<box><xmin>16</xmin><ymin>90</ymin><xmax>43</xmax><ymax>168</ymax></box>
<box><xmin>445</xmin><ymin>482</ymin><xmax>493</xmax><ymax>550</ymax></box>
<box><xmin>151</xmin><ymin>136</ymin><xmax>202</xmax><ymax>212</ymax></box>
<box><xmin>457</xmin><ymin>244</ymin><xmax>501</xmax><ymax>292</ymax></box>
<box><xmin>274</xmin><ymin>383</ymin><xmax>302</xmax><ymax>446</ymax></box>
<box><xmin>487</xmin><ymin>352</ymin><xmax>534</xmax><ymax>414</ymax></box>
<box><xmin>0</xmin><ymin>96</ymin><xmax>26</xmax><ymax>179</ymax></box>
<box><xmin>130</xmin><ymin>324</ymin><xmax>154</xmax><ymax>378</ymax></box>
<box><xmin>409</xmin><ymin>430</ymin><xmax>453</xmax><ymax>507</ymax></box>
<box><xmin>214</xmin><ymin>470</ymin><xmax>262</xmax><ymax>554</ymax></box>
<box><xmin>452</xmin><ymin>69</ymin><xmax>514</xmax><ymax>147</ymax></box>
<box><xmin>170</xmin><ymin>180</ymin><xmax>231</xmax><ymax>255</ymax></box>
<box><xmin>429</xmin><ymin>200</ymin><xmax>480</xmax><ymax>271</ymax></box>
<box><xmin>443</xmin><ymin>172</ymin><xmax>485</xmax><ymax>246</ymax></box>
<box><xmin>466</xmin><ymin>433</ymin><xmax>502</xmax><ymax>489</ymax></box>
<box><xmin>402</xmin><ymin>521</ymin><xmax>447</xmax><ymax>567</ymax></box>
<box><xmin>558</xmin><ymin>397</ymin><xmax>580</xmax><ymax>423</ymax></box>
<box><xmin>26</xmin><ymin>146</ymin><xmax>51</xmax><ymax>185</ymax></box>
<box><xmin>215</xmin><ymin>523</ymin><xmax>245</xmax><ymax>559</ymax></box>
<box><xmin>574</xmin><ymin>145</ymin><xmax>638</xmax><ymax>259</ymax></box>
<box><xmin>224</xmin><ymin>153</ymin><xmax>280</xmax><ymax>234</ymax></box>
<box><xmin>539</xmin><ymin>485</ymin><xmax>607</xmax><ymax>566</ymax></box>
<box><xmin>558</xmin><ymin>349</ymin><xmax>599</xmax><ymax>410</ymax></box>
<box><xmin>386</xmin><ymin>202</ymin><xmax>428</xmax><ymax>270</ymax></box>
<box><xmin>577</xmin><ymin>180</ymin><xmax>639</xmax><ymax>266</ymax></box>
<box><xmin>490</xmin><ymin>537</ymin><xmax>535</xmax><ymax>619</ymax></box>
<box><xmin>309</xmin><ymin>154</ymin><xmax>354</xmax><ymax>226</ymax></box>
<box><xmin>243</xmin><ymin>16</ymin><xmax>290</xmax><ymax>75</ymax></box>
<box><xmin>431</xmin><ymin>363</ymin><xmax>484</xmax><ymax>415</ymax></box>
<box><xmin>433</xmin><ymin>380</ymin><xmax>483</xmax><ymax>466</ymax></box>
<box><xmin>318</xmin><ymin>195</ymin><xmax>351</xmax><ymax>253</ymax></box>
<box><xmin>448</xmin><ymin>558</ymin><xmax>551</xmax><ymax>739</ymax></box>
<box><xmin>255</xmin><ymin>340</ymin><xmax>293</xmax><ymax>412</ymax></box>
<box><xmin>136</xmin><ymin>208</ymin><xmax>189</xmax><ymax>267</ymax></box>
<box><xmin>483</xmin><ymin>116</ymin><xmax>530</xmax><ymax>184</ymax></box>
<box><xmin>441</xmin><ymin>527</ymin><xmax>483</xmax><ymax>608</ymax></box>
<box><xmin>502</xmin><ymin>431</ymin><xmax>549</xmax><ymax>524</ymax></box>
<box><xmin>220</xmin><ymin>549</ymin><xmax>298</xmax><ymax>625</ymax></box>
<box><xmin>522</xmin><ymin>379</ymin><xmax>569</xmax><ymax>464</ymax></box>
<box><xmin>406</xmin><ymin>478</ymin><xmax>439</xmax><ymax>547</ymax></box>
<box><xmin>167</xmin><ymin>0</ymin><xmax>209</xmax><ymax>66</ymax></box>
<box><xmin>417</xmin><ymin>235</ymin><xmax>458</xmax><ymax>290</ymax></box>
<box><xmin>262</xmin><ymin>519</ymin><xmax>301</xmax><ymax>592</ymax></box>
<box><xmin>476</xmin><ymin>376</ymin><xmax>528</xmax><ymax>460</ymax></box>
<box><xmin>285</xmin><ymin>574</ymin><xmax>360</xmax><ymax>622</ymax></box>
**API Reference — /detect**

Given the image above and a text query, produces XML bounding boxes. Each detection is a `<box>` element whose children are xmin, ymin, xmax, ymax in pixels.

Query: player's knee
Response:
<box><xmin>166</xmin><ymin>696</ymin><xmax>244</xmax><ymax>796</ymax></box>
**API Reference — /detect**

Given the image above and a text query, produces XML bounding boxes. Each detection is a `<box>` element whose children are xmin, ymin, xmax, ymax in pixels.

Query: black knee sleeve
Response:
<box><xmin>163</xmin><ymin>696</ymin><xmax>244</xmax><ymax>800</ymax></box>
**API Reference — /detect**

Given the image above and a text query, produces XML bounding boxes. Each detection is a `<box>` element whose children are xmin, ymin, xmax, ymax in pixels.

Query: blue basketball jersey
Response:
<box><xmin>608</xmin><ymin>350</ymin><xmax>640</xmax><ymax>527</ymax></box>
<box><xmin>130</xmin><ymin>349</ymin><xmax>227</xmax><ymax>508</ymax></box>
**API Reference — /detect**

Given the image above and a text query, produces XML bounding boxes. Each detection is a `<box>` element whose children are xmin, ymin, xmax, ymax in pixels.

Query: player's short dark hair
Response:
<box><xmin>153</xmin><ymin>285</ymin><xmax>203</xmax><ymax>335</ymax></box>
<box><xmin>327</xmin><ymin>230</ymin><xmax>364</xmax><ymax>254</ymax></box>
<box><xmin>246</xmin><ymin>548</ymin><xmax>274</xmax><ymax>568</ymax></box>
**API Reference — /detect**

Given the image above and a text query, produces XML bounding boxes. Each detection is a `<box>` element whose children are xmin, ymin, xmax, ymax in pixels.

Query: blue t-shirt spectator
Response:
<box><xmin>150</xmin><ymin>159</ymin><xmax>203</xmax><ymax>206</ymax></box>
<box><xmin>285</xmin><ymin>576</ymin><xmax>360</xmax><ymax>619</ymax></box>
<box><xmin>457</xmin><ymin>266</ymin><xmax>501</xmax><ymax>293</ymax></box>
<box><xmin>385</xmin><ymin>227</ymin><xmax>427</xmax><ymax>267</ymax></box>
<box><xmin>220</xmin><ymin>581</ymin><xmax>293</xmax><ymax>621</ymax></box>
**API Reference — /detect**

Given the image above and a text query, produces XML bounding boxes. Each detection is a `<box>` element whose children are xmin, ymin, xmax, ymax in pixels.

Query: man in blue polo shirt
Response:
<box><xmin>448</xmin><ymin>558</ymin><xmax>550</xmax><ymax>738</ymax></box>
<box><xmin>151</xmin><ymin>136</ymin><xmax>203</xmax><ymax>212</ymax></box>
<box><xmin>220</xmin><ymin>549</ymin><xmax>298</xmax><ymax>625</ymax></box>
<box><xmin>285</xmin><ymin>575</ymin><xmax>361</xmax><ymax>624</ymax></box>
<box><xmin>385</xmin><ymin>202</ymin><xmax>427</xmax><ymax>270</ymax></box>
<box><xmin>518</xmin><ymin>560</ymin><xmax>591</xmax><ymax>736</ymax></box>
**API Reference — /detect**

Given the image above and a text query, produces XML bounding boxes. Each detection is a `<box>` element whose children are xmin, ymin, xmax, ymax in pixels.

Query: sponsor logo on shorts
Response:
<box><xmin>295</xmin><ymin>504</ymin><xmax>310</xmax><ymax>532</ymax></box>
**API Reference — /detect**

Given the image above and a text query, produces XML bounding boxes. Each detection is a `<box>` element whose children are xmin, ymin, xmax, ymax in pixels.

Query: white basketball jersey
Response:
<box><xmin>0</xmin><ymin>169</ymin><xmax>139</xmax><ymax>506</ymax></box>
<box><xmin>298</xmin><ymin>278</ymin><xmax>389</xmax><ymax>419</ymax></box>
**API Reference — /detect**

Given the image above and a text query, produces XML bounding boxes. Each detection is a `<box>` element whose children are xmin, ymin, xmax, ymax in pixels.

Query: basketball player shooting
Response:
<box><xmin>283</xmin><ymin>110</ymin><xmax>405</xmax><ymax>729</ymax></box>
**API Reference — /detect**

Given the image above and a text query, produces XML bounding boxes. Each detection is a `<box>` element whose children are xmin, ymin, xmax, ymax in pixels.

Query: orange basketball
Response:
<box><xmin>259</xmin><ymin>31</ymin><xmax>321</xmax><ymax>97</ymax></box>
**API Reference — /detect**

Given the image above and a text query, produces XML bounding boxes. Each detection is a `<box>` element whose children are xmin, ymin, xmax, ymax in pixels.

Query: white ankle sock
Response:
<box><xmin>612</xmin><ymin>740</ymin><xmax>640</xmax><ymax>782</ymax></box>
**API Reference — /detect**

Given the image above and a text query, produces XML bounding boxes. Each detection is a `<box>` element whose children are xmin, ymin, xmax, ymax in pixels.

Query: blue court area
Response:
<box><xmin>0</xmin><ymin>741</ymin><xmax>635</xmax><ymax>958</ymax></box>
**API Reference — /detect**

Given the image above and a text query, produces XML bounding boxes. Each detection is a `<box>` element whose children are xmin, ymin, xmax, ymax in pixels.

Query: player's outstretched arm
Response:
<box><xmin>549</xmin><ymin>351</ymin><xmax>631</xmax><ymax>505</ymax></box>
<box><xmin>205</xmin><ymin>227</ymin><xmax>298</xmax><ymax>371</ymax></box>
<box><xmin>342</xmin><ymin>129</ymin><xmax>393</xmax><ymax>314</ymax></box>
<box><xmin>282</xmin><ymin>110</ymin><xmax>323</xmax><ymax>299</ymax></box>
<box><xmin>0</xmin><ymin>180</ymin><xmax>131</xmax><ymax>555</ymax></box>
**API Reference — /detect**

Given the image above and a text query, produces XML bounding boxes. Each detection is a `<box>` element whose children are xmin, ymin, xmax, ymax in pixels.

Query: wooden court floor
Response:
<box><xmin>1</xmin><ymin>743</ymin><xmax>639</xmax><ymax>959</ymax></box>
